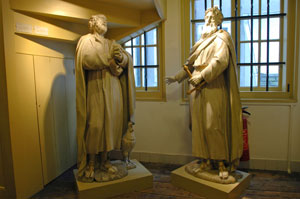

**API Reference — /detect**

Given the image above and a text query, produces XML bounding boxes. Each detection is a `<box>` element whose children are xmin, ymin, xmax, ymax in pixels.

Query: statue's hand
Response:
<box><xmin>113</xmin><ymin>45</ymin><xmax>123</xmax><ymax>62</ymax></box>
<box><xmin>189</xmin><ymin>74</ymin><xmax>203</xmax><ymax>86</ymax></box>
<box><xmin>165</xmin><ymin>76</ymin><xmax>177</xmax><ymax>85</ymax></box>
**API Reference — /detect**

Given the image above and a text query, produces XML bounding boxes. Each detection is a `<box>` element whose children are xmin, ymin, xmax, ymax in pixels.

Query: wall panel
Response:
<box><xmin>9</xmin><ymin>53</ymin><xmax>43</xmax><ymax>198</ymax></box>
<box><xmin>34</xmin><ymin>55</ymin><xmax>76</xmax><ymax>185</ymax></box>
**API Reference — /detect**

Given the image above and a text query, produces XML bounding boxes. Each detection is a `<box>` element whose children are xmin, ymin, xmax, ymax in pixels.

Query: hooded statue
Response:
<box><xmin>166</xmin><ymin>7</ymin><xmax>243</xmax><ymax>183</ymax></box>
<box><xmin>75</xmin><ymin>14</ymin><xmax>135</xmax><ymax>181</ymax></box>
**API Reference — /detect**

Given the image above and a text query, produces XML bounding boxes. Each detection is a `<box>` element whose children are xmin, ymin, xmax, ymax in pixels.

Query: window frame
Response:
<box><xmin>122</xmin><ymin>24</ymin><xmax>166</xmax><ymax>101</ymax></box>
<box><xmin>182</xmin><ymin>0</ymin><xmax>299</xmax><ymax>102</ymax></box>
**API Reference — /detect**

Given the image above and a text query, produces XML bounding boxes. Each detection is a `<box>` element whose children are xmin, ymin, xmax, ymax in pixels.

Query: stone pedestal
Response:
<box><xmin>74</xmin><ymin>159</ymin><xmax>152</xmax><ymax>199</ymax></box>
<box><xmin>171</xmin><ymin>161</ymin><xmax>251</xmax><ymax>199</ymax></box>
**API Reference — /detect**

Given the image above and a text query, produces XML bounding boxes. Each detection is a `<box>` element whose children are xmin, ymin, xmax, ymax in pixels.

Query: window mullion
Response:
<box><xmin>250</xmin><ymin>0</ymin><xmax>254</xmax><ymax>91</ymax></box>
<box><xmin>235</xmin><ymin>0</ymin><xmax>239</xmax><ymax>64</ymax></box>
<box><xmin>279</xmin><ymin>0</ymin><xmax>284</xmax><ymax>91</ymax></box>
<box><xmin>139</xmin><ymin>36</ymin><xmax>143</xmax><ymax>89</ymax></box>
<box><xmin>144</xmin><ymin>32</ymin><xmax>148</xmax><ymax>91</ymax></box>
<box><xmin>266</xmin><ymin>0</ymin><xmax>270</xmax><ymax>91</ymax></box>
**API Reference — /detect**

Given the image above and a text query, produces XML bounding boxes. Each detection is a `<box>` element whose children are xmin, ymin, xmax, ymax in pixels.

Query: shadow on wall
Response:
<box><xmin>25</xmin><ymin>36</ymin><xmax>78</xmax><ymax>185</ymax></box>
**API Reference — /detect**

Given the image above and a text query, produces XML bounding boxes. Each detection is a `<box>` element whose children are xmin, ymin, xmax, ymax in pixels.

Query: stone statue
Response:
<box><xmin>166</xmin><ymin>6</ymin><xmax>243</xmax><ymax>183</ymax></box>
<box><xmin>75</xmin><ymin>14</ymin><xmax>136</xmax><ymax>182</ymax></box>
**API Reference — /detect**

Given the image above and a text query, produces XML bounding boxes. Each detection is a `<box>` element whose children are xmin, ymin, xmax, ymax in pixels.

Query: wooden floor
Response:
<box><xmin>31</xmin><ymin>162</ymin><xmax>300</xmax><ymax>199</ymax></box>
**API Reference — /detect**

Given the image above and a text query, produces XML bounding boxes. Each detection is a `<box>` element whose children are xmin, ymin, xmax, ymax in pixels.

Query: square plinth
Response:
<box><xmin>74</xmin><ymin>159</ymin><xmax>153</xmax><ymax>199</ymax></box>
<box><xmin>171</xmin><ymin>161</ymin><xmax>251</xmax><ymax>199</ymax></box>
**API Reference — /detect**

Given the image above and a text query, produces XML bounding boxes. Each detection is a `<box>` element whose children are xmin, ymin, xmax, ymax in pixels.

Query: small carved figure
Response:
<box><xmin>122</xmin><ymin>121</ymin><xmax>136</xmax><ymax>169</ymax></box>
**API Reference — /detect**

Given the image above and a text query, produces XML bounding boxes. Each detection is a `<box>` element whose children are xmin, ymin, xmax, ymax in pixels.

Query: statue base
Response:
<box><xmin>74</xmin><ymin>159</ymin><xmax>153</xmax><ymax>199</ymax></box>
<box><xmin>171</xmin><ymin>160</ymin><xmax>251</xmax><ymax>199</ymax></box>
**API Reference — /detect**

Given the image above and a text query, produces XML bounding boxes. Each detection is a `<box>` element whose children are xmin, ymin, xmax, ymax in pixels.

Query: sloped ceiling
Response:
<box><xmin>10</xmin><ymin>0</ymin><xmax>166</xmax><ymax>42</ymax></box>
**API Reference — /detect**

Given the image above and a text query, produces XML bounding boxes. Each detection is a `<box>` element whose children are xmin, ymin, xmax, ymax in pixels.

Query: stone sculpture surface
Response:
<box><xmin>166</xmin><ymin>6</ymin><xmax>243</xmax><ymax>184</ymax></box>
<box><xmin>75</xmin><ymin>14</ymin><xmax>136</xmax><ymax>182</ymax></box>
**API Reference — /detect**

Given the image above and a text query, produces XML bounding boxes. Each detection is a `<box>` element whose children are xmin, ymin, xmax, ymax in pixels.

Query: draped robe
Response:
<box><xmin>175</xmin><ymin>30</ymin><xmax>243</xmax><ymax>163</ymax></box>
<box><xmin>75</xmin><ymin>33</ymin><xmax>135</xmax><ymax>177</ymax></box>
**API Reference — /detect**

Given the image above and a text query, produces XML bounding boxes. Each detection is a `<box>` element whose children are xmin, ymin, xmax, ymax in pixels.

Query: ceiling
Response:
<box><xmin>11</xmin><ymin>0</ymin><xmax>166</xmax><ymax>42</ymax></box>
<box><xmin>95</xmin><ymin>0</ymin><xmax>155</xmax><ymax>11</ymax></box>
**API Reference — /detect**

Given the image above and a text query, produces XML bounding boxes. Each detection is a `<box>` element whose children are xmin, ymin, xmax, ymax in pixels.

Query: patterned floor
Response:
<box><xmin>31</xmin><ymin>162</ymin><xmax>300</xmax><ymax>199</ymax></box>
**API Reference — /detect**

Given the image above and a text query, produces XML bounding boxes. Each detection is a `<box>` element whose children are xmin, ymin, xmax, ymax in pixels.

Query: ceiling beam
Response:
<box><xmin>10</xmin><ymin>0</ymin><xmax>141</xmax><ymax>27</ymax></box>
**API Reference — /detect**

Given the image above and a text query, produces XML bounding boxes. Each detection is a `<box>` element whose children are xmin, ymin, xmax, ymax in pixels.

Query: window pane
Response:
<box><xmin>252</xmin><ymin>66</ymin><xmax>259</xmax><ymax>87</ymax></box>
<box><xmin>133</xmin><ymin>47</ymin><xmax>140</xmax><ymax>66</ymax></box>
<box><xmin>262</xmin><ymin>0</ymin><xmax>280</xmax><ymax>15</ymax></box>
<box><xmin>125</xmin><ymin>48</ymin><xmax>132</xmax><ymax>55</ymax></box>
<box><xmin>146</xmin><ymin>29</ymin><xmax>157</xmax><ymax>45</ymax></box>
<box><xmin>141</xmin><ymin>34</ymin><xmax>145</xmax><ymax>45</ymax></box>
<box><xmin>207</xmin><ymin>0</ymin><xmax>212</xmax><ymax>10</ymax></box>
<box><xmin>194</xmin><ymin>0</ymin><xmax>205</xmax><ymax>19</ymax></box>
<box><xmin>253</xmin><ymin>42</ymin><xmax>259</xmax><ymax>63</ymax></box>
<box><xmin>195</xmin><ymin>22</ymin><xmax>204</xmax><ymax>42</ymax></box>
<box><xmin>241</xmin><ymin>0</ymin><xmax>258</xmax><ymax>16</ymax></box>
<box><xmin>124</xmin><ymin>40</ymin><xmax>132</xmax><ymax>47</ymax></box>
<box><xmin>213</xmin><ymin>0</ymin><xmax>219</xmax><ymax>8</ymax></box>
<box><xmin>259</xmin><ymin>65</ymin><xmax>278</xmax><ymax>88</ymax></box>
<box><xmin>261</xmin><ymin>18</ymin><xmax>267</xmax><ymax>40</ymax></box>
<box><xmin>253</xmin><ymin>0</ymin><xmax>259</xmax><ymax>15</ymax></box>
<box><xmin>270</xmin><ymin>0</ymin><xmax>281</xmax><ymax>14</ymax></box>
<box><xmin>141</xmin><ymin>47</ymin><xmax>145</xmax><ymax>65</ymax></box>
<box><xmin>222</xmin><ymin>21</ymin><xmax>231</xmax><ymax>35</ymax></box>
<box><xmin>260</xmin><ymin>66</ymin><xmax>267</xmax><ymax>88</ymax></box>
<box><xmin>241</xmin><ymin>1</ymin><xmax>250</xmax><ymax>16</ymax></box>
<box><xmin>253</xmin><ymin>19</ymin><xmax>259</xmax><ymax>40</ymax></box>
<box><xmin>241</xmin><ymin>19</ymin><xmax>259</xmax><ymax>41</ymax></box>
<box><xmin>240</xmin><ymin>66</ymin><xmax>250</xmax><ymax>87</ymax></box>
<box><xmin>269</xmin><ymin>42</ymin><xmax>279</xmax><ymax>62</ymax></box>
<box><xmin>240</xmin><ymin>66</ymin><xmax>259</xmax><ymax>87</ymax></box>
<box><xmin>261</xmin><ymin>42</ymin><xmax>281</xmax><ymax>63</ymax></box>
<box><xmin>240</xmin><ymin>43</ymin><xmax>250</xmax><ymax>63</ymax></box>
<box><xmin>146</xmin><ymin>47</ymin><xmax>157</xmax><ymax>65</ymax></box>
<box><xmin>240</xmin><ymin>20</ymin><xmax>249</xmax><ymax>41</ymax></box>
<box><xmin>269</xmin><ymin>65</ymin><xmax>279</xmax><ymax>87</ymax></box>
<box><xmin>221</xmin><ymin>0</ymin><xmax>231</xmax><ymax>17</ymax></box>
<box><xmin>142</xmin><ymin>68</ymin><xmax>158</xmax><ymax>87</ymax></box>
<box><xmin>261</xmin><ymin>42</ymin><xmax>267</xmax><ymax>62</ymax></box>
<box><xmin>134</xmin><ymin>68</ymin><xmax>141</xmax><ymax>87</ymax></box>
<box><xmin>261</xmin><ymin>0</ymin><xmax>267</xmax><ymax>15</ymax></box>
<box><xmin>133</xmin><ymin>36</ymin><xmax>140</xmax><ymax>45</ymax></box>
<box><xmin>270</xmin><ymin>18</ymin><xmax>280</xmax><ymax>40</ymax></box>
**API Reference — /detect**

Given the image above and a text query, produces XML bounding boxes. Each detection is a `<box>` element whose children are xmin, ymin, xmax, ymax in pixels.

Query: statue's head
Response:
<box><xmin>205</xmin><ymin>6</ymin><xmax>223</xmax><ymax>27</ymax></box>
<box><xmin>88</xmin><ymin>14</ymin><xmax>107</xmax><ymax>35</ymax></box>
<box><xmin>201</xmin><ymin>6</ymin><xmax>223</xmax><ymax>39</ymax></box>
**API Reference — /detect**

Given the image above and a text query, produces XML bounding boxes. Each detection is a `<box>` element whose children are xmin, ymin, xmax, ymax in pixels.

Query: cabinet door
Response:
<box><xmin>9</xmin><ymin>54</ymin><xmax>43</xmax><ymax>198</ymax></box>
<box><xmin>34</xmin><ymin>56</ymin><xmax>76</xmax><ymax>184</ymax></box>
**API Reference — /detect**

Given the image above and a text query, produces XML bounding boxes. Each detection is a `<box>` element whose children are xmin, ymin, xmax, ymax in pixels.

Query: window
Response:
<box><xmin>123</xmin><ymin>26</ymin><xmax>165</xmax><ymax>101</ymax></box>
<box><xmin>183</xmin><ymin>0</ymin><xmax>299</xmax><ymax>101</ymax></box>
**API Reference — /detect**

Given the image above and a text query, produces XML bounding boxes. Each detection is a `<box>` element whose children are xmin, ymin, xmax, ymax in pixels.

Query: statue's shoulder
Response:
<box><xmin>216</xmin><ymin>29</ymin><xmax>235</xmax><ymax>47</ymax></box>
<box><xmin>216</xmin><ymin>29</ymin><xmax>231</xmax><ymax>41</ymax></box>
<box><xmin>78</xmin><ymin>33</ymin><xmax>93</xmax><ymax>43</ymax></box>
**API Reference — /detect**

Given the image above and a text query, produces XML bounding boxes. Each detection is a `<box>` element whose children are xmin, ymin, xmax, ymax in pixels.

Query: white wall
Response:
<box><xmin>132</xmin><ymin>0</ymin><xmax>300</xmax><ymax>172</ymax></box>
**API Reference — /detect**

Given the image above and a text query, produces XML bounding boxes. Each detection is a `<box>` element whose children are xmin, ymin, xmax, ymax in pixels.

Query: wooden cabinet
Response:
<box><xmin>9</xmin><ymin>53</ymin><xmax>76</xmax><ymax>198</ymax></box>
<box><xmin>34</xmin><ymin>56</ymin><xmax>76</xmax><ymax>184</ymax></box>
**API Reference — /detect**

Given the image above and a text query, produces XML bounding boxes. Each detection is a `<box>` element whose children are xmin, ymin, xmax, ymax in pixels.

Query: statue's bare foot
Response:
<box><xmin>84</xmin><ymin>165</ymin><xmax>95</xmax><ymax>180</ymax></box>
<box><xmin>218</xmin><ymin>162</ymin><xmax>229</xmax><ymax>179</ymax></box>
<box><xmin>124</xmin><ymin>158</ymin><xmax>136</xmax><ymax>170</ymax></box>
<box><xmin>192</xmin><ymin>160</ymin><xmax>211</xmax><ymax>173</ymax></box>
<box><xmin>103</xmin><ymin>160</ymin><xmax>118</xmax><ymax>174</ymax></box>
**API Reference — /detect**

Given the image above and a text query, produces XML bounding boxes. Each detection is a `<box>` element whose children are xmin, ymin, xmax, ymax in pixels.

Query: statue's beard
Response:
<box><xmin>95</xmin><ymin>25</ymin><xmax>107</xmax><ymax>36</ymax></box>
<box><xmin>201</xmin><ymin>23</ymin><xmax>218</xmax><ymax>39</ymax></box>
